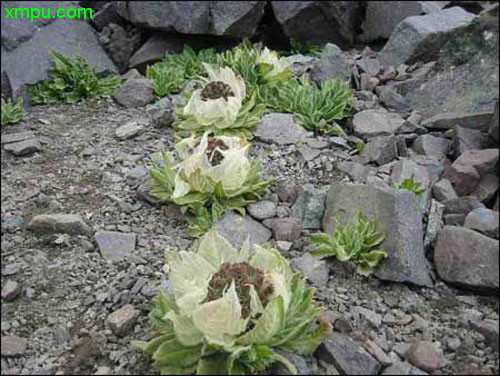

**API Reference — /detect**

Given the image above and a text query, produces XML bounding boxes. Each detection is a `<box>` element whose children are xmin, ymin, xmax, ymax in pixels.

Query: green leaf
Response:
<box><xmin>308</xmin><ymin>233</ymin><xmax>332</xmax><ymax>245</ymax></box>
<box><xmin>197</xmin><ymin>352</ymin><xmax>230</xmax><ymax>375</ymax></box>
<box><xmin>153</xmin><ymin>337</ymin><xmax>202</xmax><ymax>369</ymax></box>
<box><xmin>364</xmin><ymin>232</ymin><xmax>385</xmax><ymax>247</ymax></box>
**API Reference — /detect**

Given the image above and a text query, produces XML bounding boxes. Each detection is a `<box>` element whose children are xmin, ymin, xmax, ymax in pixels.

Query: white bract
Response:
<box><xmin>257</xmin><ymin>47</ymin><xmax>289</xmax><ymax>78</ymax></box>
<box><xmin>171</xmin><ymin>132</ymin><xmax>251</xmax><ymax>199</ymax></box>
<box><xmin>183</xmin><ymin>63</ymin><xmax>245</xmax><ymax>129</ymax></box>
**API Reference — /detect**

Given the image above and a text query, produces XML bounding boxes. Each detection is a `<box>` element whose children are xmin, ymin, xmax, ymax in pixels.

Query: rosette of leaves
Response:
<box><xmin>149</xmin><ymin>132</ymin><xmax>270</xmax><ymax>236</ymax></box>
<box><xmin>29</xmin><ymin>50</ymin><xmax>122</xmax><ymax>104</ymax></box>
<box><xmin>1</xmin><ymin>97</ymin><xmax>23</xmax><ymax>125</ymax></box>
<box><xmin>134</xmin><ymin>229</ymin><xmax>332</xmax><ymax>375</ymax></box>
<box><xmin>393</xmin><ymin>177</ymin><xmax>426</xmax><ymax>196</ymax></box>
<box><xmin>175</xmin><ymin>63</ymin><xmax>265</xmax><ymax>138</ymax></box>
<box><xmin>309</xmin><ymin>213</ymin><xmax>387</xmax><ymax>276</ymax></box>
<box><xmin>267</xmin><ymin>74</ymin><xmax>353</xmax><ymax>135</ymax></box>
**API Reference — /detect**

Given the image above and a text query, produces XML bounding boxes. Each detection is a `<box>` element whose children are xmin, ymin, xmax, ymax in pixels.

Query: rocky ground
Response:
<box><xmin>1</xmin><ymin>96</ymin><xmax>499</xmax><ymax>375</ymax></box>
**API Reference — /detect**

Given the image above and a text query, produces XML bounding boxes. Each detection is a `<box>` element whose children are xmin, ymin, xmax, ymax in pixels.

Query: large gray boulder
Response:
<box><xmin>271</xmin><ymin>1</ymin><xmax>361</xmax><ymax>48</ymax></box>
<box><xmin>434</xmin><ymin>226</ymin><xmax>499</xmax><ymax>294</ymax></box>
<box><xmin>1</xmin><ymin>2</ymin><xmax>116</xmax><ymax>99</ymax></box>
<box><xmin>361</xmin><ymin>1</ymin><xmax>450</xmax><ymax>42</ymax></box>
<box><xmin>379</xmin><ymin>7</ymin><xmax>476</xmax><ymax>67</ymax></box>
<box><xmin>116</xmin><ymin>1</ymin><xmax>265</xmax><ymax>38</ymax></box>
<box><xmin>323</xmin><ymin>183</ymin><xmax>433</xmax><ymax>287</ymax></box>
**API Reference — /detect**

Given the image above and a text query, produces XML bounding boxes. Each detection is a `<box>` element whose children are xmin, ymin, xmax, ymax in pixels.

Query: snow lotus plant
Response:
<box><xmin>149</xmin><ymin>132</ymin><xmax>270</xmax><ymax>236</ymax></box>
<box><xmin>256</xmin><ymin>47</ymin><xmax>292</xmax><ymax>84</ymax></box>
<box><xmin>175</xmin><ymin>63</ymin><xmax>265</xmax><ymax>138</ymax></box>
<box><xmin>134</xmin><ymin>229</ymin><xmax>332</xmax><ymax>375</ymax></box>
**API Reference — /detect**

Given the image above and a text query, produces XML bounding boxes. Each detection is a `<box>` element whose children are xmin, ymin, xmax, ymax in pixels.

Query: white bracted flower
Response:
<box><xmin>183</xmin><ymin>63</ymin><xmax>246</xmax><ymax>129</ymax></box>
<box><xmin>171</xmin><ymin>132</ymin><xmax>250</xmax><ymax>199</ymax></box>
<box><xmin>257</xmin><ymin>47</ymin><xmax>289</xmax><ymax>78</ymax></box>
<box><xmin>163</xmin><ymin>229</ymin><xmax>294</xmax><ymax>349</ymax></box>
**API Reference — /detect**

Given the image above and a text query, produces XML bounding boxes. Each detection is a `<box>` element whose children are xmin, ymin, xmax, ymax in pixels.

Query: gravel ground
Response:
<box><xmin>1</xmin><ymin>100</ymin><xmax>498</xmax><ymax>375</ymax></box>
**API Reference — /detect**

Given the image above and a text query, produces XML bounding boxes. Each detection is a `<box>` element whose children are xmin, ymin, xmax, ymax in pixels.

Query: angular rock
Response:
<box><xmin>275</xmin><ymin>184</ymin><xmax>302</xmax><ymax>204</ymax></box>
<box><xmin>452</xmin><ymin>125</ymin><xmax>490</xmax><ymax>159</ymax></box>
<box><xmin>3</xmin><ymin>139</ymin><xmax>41</xmax><ymax>156</ymax></box>
<box><xmin>391</xmin><ymin>158</ymin><xmax>431</xmax><ymax>214</ymax></box>
<box><xmin>290</xmin><ymin>184</ymin><xmax>327</xmax><ymax>230</ymax></box>
<box><xmin>95</xmin><ymin>231</ymin><xmax>136</xmax><ymax>262</ymax></box>
<box><xmin>99</xmin><ymin>23</ymin><xmax>142</xmax><ymax>73</ymax></box>
<box><xmin>317</xmin><ymin>334</ymin><xmax>381</xmax><ymax>375</ymax></box>
<box><xmin>1</xmin><ymin>131</ymin><xmax>35</xmax><ymax>144</ymax></box>
<box><xmin>310</xmin><ymin>43</ymin><xmax>351</xmax><ymax>85</ymax></box>
<box><xmin>362</xmin><ymin>136</ymin><xmax>398</xmax><ymax>165</ymax></box>
<box><xmin>357</xmin><ymin>57</ymin><xmax>382</xmax><ymax>77</ymax></box>
<box><xmin>113</xmin><ymin>78</ymin><xmax>154</xmax><ymax>108</ymax></box>
<box><xmin>117</xmin><ymin>1</ymin><xmax>265</xmax><ymax>38</ymax></box>
<box><xmin>323</xmin><ymin>183</ymin><xmax>433</xmax><ymax>287</ymax></box>
<box><xmin>375</xmin><ymin>86</ymin><xmax>412</xmax><ymax>115</ymax></box>
<box><xmin>336</xmin><ymin>161</ymin><xmax>368</xmax><ymax>183</ymax></box>
<box><xmin>361</xmin><ymin>1</ymin><xmax>449</xmax><ymax>42</ymax></box>
<box><xmin>424</xmin><ymin>199</ymin><xmax>444</xmax><ymax>250</ymax></box>
<box><xmin>352</xmin><ymin>306</ymin><xmax>382</xmax><ymax>328</ymax></box>
<box><xmin>364</xmin><ymin>339</ymin><xmax>392</xmax><ymax>366</ymax></box>
<box><xmin>446</xmin><ymin>149</ymin><xmax>499</xmax><ymax>196</ymax></box>
<box><xmin>106</xmin><ymin>304</ymin><xmax>139</xmax><ymax>337</ymax></box>
<box><xmin>421</xmin><ymin>111</ymin><xmax>494</xmax><ymax>132</ymax></box>
<box><xmin>432</xmin><ymin>179</ymin><xmax>458</xmax><ymax>202</ymax></box>
<box><xmin>290</xmin><ymin>254</ymin><xmax>329</xmax><ymax>288</ymax></box>
<box><xmin>1</xmin><ymin>15</ymin><xmax>116</xmax><ymax>99</ymax></box>
<box><xmin>1</xmin><ymin>336</ymin><xmax>28</xmax><ymax>357</ymax></box>
<box><xmin>247</xmin><ymin>200</ymin><xmax>277</xmax><ymax>220</ymax></box>
<box><xmin>28</xmin><ymin>214</ymin><xmax>91</xmax><ymax>236</ymax></box>
<box><xmin>379</xmin><ymin>7</ymin><xmax>476</xmax><ymax>67</ymax></box>
<box><xmin>115</xmin><ymin>121</ymin><xmax>145</xmax><ymax>140</ymax></box>
<box><xmin>412</xmin><ymin>134</ymin><xmax>451</xmax><ymax>160</ymax></box>
<box><xmin>353</xmin><ymin>109</ymin><xmax>405</xmax><ymax>139</ymax></box>
<box><xmin>464</xmin><ymin>207</ymin><xmax>499</xmax><ymax>238</ymax></box>
<box><xmin>216</xmin><ymin>211</ymin><xmax>271</xmax><ymax>249</ymax></box>
<box><xmin>407</xmin><ymin>341</ymin><xmax>442</xmax><ymax>373</ymax></box>
<box><xmin>271</xmin><ymin>1</ymin><xmax>361</xmax><ymax>47</ymax></box>
<box><xmin>128</xmin><ymin>33</ymin><xmax>183</xmax><ymax>70</ymax></box>
<box><xmin>1</xmin><ymin>280</ymin><xmax>20</xmax><ymax>301</ymax></box>
<box><xmin>444</xmin><ymin>196</ymin><xmax>484</xmax><ymax>217</ymax></box>
<box><xmin>272</xmin><ymin>218</ymin><xmax>302</xmax><ymax>242</ymax></box>
<box><xmin>472</xmin><ymin>174</ymin><xmax>499</xmax><ymax>203</ymax></box>
<box><xmin>434</xmin><ymin>226</ymin><xmax>499</xmax><ymax>293</ymax></box>
<box><xmin>255</xmin><ymin>113</ymin><xmax>311</xmax><ymax>145</ymax></box>
<box><xmin>469</xmin><ymin>319</ymin><xmax>499</xmax><ymax>352</ymax></box>
<box><xmin>91</xmin><ymin>2</ymin><xmax>123</xmax><ymax>31</ymax></box>
<box><xmin>489</xmin><ymin>100</ymin><xmax>499</xmax><ymax>144</ymax></box>
<box><xmin>146</xmin><ymin>97</ymin><xmax>175</xmax><ymax>127</ymax></box>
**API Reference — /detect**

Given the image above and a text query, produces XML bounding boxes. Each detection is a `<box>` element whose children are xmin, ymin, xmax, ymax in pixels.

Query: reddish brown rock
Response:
<box><xmin>407</xmin><ymin>340</ymin><xmax>442</xmax><ymax>373</ymax></box>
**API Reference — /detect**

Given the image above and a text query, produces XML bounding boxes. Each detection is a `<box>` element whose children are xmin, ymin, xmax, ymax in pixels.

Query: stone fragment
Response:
<box><xmin>1</xmin><ymin>280</ymin><xmax>20</xmax><ymax>301</ymax></box>
<box><xmin>469</xmin><ymin>319</ymin><xmax>499</xmax><ymax>352</ymax></box>
<box><xmin>275</xmin><ymin>184</ymin><xmax>302</xmax><ymax>205</ymax></box>
<box><xmin>1</xmin><ymin>336</ymin><xmax>28</xmax><ymax>357</ymax></box>
<box><xmin>113</xmin><ymin>78</ymin><xmax>155</xmax><ymax>108</ymax></box>
<box><xmin>464</xmin><ymin>207</ymin><xmax>499</xmax><ymax>238</ymax></box>
<box><xmin>310</xmin><ymin>43</ymin><xmax>351</xmax><ymax>84</ymax></box>
<box><xmin>362</xmin><ymin>136</ymin><xmax>398</xmax><ymax>166</ymax></box>
<box><xmin>272</xmin><ymin>218</ymin><xmax>302</xmax><ymax>242</ymax></box>
<box><xmin>412</xmin><ymin>134</ymin><xmax>451</xmax><ymax>160</ymax></box>
<box><xmin>106</xmin><ymin>304</ymin><xmax>139</xmax><ymax>337</ymax></box>
<box><xmin>216</xmin><ymin>211</ymin><xmax>271</xmax><ymax>249</ymax></box>
<box><xmin>432</xmin><ymin>179</ymin><xmax>458</xmax><ymax>202</ymax></box>
<box><xmin>290</xmin><ymin>184</ymin><xmax>327</xmax><ymax>229</ymax></box>
<box><xmin>353</xmin><ymin>109</ymin><xmax>405</xmax><ymax>139</ymax></box>
<box><xmin>375</xmin><ymin>86</ymin><xmax>412</xmax><ymax>115</ymax></box>
<box><xmin>472</xmin><ymin>174</ymin><xmax>499</xmax><ymax>203</ymax></box>
<box><xmin>255</xmin><ymin>113</ymin><xmax>311</xmax><ymax>145</ymax></box>
<box><xmin>336</xmin><ymin>161</ymin><xmax>368</xmax><ymax>183</ymax></box>
<box><xmin>95</xmin><ymin>231</ymin><xmax>136</xmax><ymax>262</ymax></box>
<box><xmin>407</xmin><ymin>341</ymin><xmax>442</xmax><ymax>373</ymax></box>
<box><xmin>290</xmin><ymin>254</ymin><xmax>329</xmax><ymax>288</ymax></box>
<box><xmin>115</xmin><ymin>121</ymin><xmax>145</xmax><ymax>140</ymax></box>
<box><xmin>247</xmin><ymin>200</ymin><xmax>277</xmax><ymax>221</ymax></box>
<box><xmin>452</xmin><ymin>125</ymin><xmax>490</xmax><ymax>159</ymax></box>
<box><xmin>352</xmin><ymin>306</ymin><xmax>382</xmax><ymax>328</ymax></box>
<box><xmin>3</xmin><ymin>139</ymin><xmax>41</xmax><ymax>156</ymax></box>
<box><xmin>28</xmin><ymin>214</ymin><xmax>91</xmax><ymax>236</ymax></box>
<box><xmin>364</xmin><ymin>339</ymin><xmax>392</xmax><ymax>366</ymax></box>
<box><xmin>0</xmin><ymin>131</ymin><xmax>35</xmax><ymax>144</ymax></box>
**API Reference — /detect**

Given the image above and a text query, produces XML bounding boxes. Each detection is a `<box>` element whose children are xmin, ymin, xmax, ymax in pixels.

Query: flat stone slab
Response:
<box><xmin>353</xmin><ymin>109</ymin><xmax>405</xmax><ymax>139</ymax></box>
<box><xmin>216</xmin><ymin>211</ymin><xmax>272</xmax><ymax>249</ymax></box>
<box><xmin>1</xmin><ymin>336</ymin><xmax>28</xmax><ymax>357</ymax></box>
<box><xmin>1</xmin><ymin>131</ymin><xmax>35</xmax><ymax>144</ymax></box>
<box><xmin>290</xmin><ymin>253</ymin><xmax>329</xmax><ymax>287</ymax></box>
<box><xmin>95</xmin><ymin>231</ymin><xmax>136</xmax><ymax>262</ymax></box>
<box><xmin>115</xmin><ymin>121</ymin><xmax>145</xmax><ymax>140</ymax></box>
<box><xmin>3</xmin><ymin>139</ymin><xmax>41</xmax><ymax>156</ymax></box>
<box><xmin>323</xmin><ymin>183</ymin><xmax>433</xmax><ymax>287</ymax></box>
<box><xmin>255</xmin><ymin>113</ymin><xmax>312</xmax><ymax>145</ymax></box>
<box><xmin>28</xmin><ymin>214</ymin><xmax>92</xmax><ymax>236</ymax></box>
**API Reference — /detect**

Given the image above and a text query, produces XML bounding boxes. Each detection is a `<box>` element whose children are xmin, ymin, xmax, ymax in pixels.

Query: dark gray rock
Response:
<box><xmin>472</xmin><ymin>173</ymin><xmax>499</xmax><ymax>203</ymax></box>
<box><xmin>353</xmin><ymin>109</ymin><xmax>405</xmax><ymax>139</ymax></box>
<box><xmin>356</xmin><ymin>57</ymin><xmax>382</xmax><ymax>77</ymax></box>
<box><xmin>115</xmin><ymin>121</ymin><xmax>145</xmax><ymax>140</ymax></box>
<box><xmin>146</xmin><ymin>97</ymin><xmax>175</xmax><ymax>127</ymax></box>
<box><xmin>379</xmin><ymin>7</ymin><xmax>476</xmax><ymax>67</ymax></box>
<box><xmin>336</xmin><ymin>161</ymin><xmax>368</xmax><ymax>183</ymax></box>
<box><xmin>28</xmin><ymin>214</ymin><xmax>91</xmax><ymax>236</ymax></box>
<box><xmin>256</xmin><ymin>113</ymin><xmax>312</xmax><ymax>145</ymax></box>
<box><xmin>106</xmin><ymin>304</ymin><xmax>139</xmax><ymax>337</ymax></box>
<box><xmin>432</xmin><ymin>179</ymin><xmax>458</xmax><ymax>202</ymax></box>
<box><xmin>1</xmin><ymin>336</ymin><xmax>28</xmax><ymax>357</ymax></box>
<box><xmin>464</xmin><ymin>207</ymin><xmax>499</xmax><ymax>238</ymax></box>
<box><xmin>443</xmin><ymin>196</ymin><xmax>484</xmax><ymax>223</ymax></box>
<box><xmin>216</xmin><ymin>211</ymin><xmax>271</xmax><ymax>249</ymax></box>
<box><xmin>128</xmin><ymin>33</ymin><xmax>183</xmax><ymax>71</ymax></box>
<box><xmin>375</xmin><ymin>86</ymin><xmax>412</xmax><ymax>115</ymax></box>
<box><xmin>361</xmin><ymin>1</ymin><xmax>450</xmax><ymax>42</ymax></box>
<box><xmin>271</xmin><ymin>1</ymin><xmax>361</xmax><ymax>48</ymax></box>
<box><xmin>434</xmin><ymin>226</ymin><xmax>499</xmax><ymax>293</ymax></box>
<box><xmin>323</xmin><ymin>183</ymin><xmax>433</xmax><ymax>287</ymax></box>
<box><xmin>421</xmin><ymin>112</ymin><xmax>495</xmax><ymax>132</ymax></box>
<box><xmin>95</xmin><ymin>231</ymin><xmax>136</xmax><ymax>262</ymax></box>
<box><xmin>3</xmin><ymin>139</ymin><xmax>41</xmax><ymax>156</ymax></box>
<box><xmin>113</xmin><ymin>78</ymin><xmax>155</xmax><ymax>108</ymax></box>
<box><xmin>412</xmin><ymin>134</ymin><xmax>451</xmax><ymax>160</ymax></box>
<box><xmin>272</xmin><ymin>218</ymin><xmax>302</xmax><ymax>242</ymax></box>
<box><xmin>362</xmin><ymin>136</ymin><xmax>398</xmax><ymax>165</ymax></box>
<box><xmin>452</xmin><ymin>125</ymin><xmax>490</xmax><ymax>159</ymax></box>
<box><xmin>99</xmin><ymin>23</ymin><xmax>142</xmax><ymax>73</ymax></box>
<box><xmin>317</xmin><ymin>334</ymin><xmax>381</xmax><ymax>375</ymax></box>
<box><xmin>290</xmin><ymin>184</ymin><xmax>327</xmax><ymax>230</ymax></box>
<box><xmin>117</xmin><ymin>1</ymin><xmax>265</xmax><ymax>38</ymax></box>
<box><xmin>290</xmin><ymin>253</ymin><xmax>329</xmax><ymax>288</ymax></box>
<box><xmin>310</xmin><ymin>43</ymin><xmax>351</xmax><ymax>85</ymax></box>
<box><xmin>1</xmin><ymin>15</ymin><xmax>116</xmax><ymax>99</ymax></box>
<box><xmin>91</xmin><ymin>2</ymin><xmax>124</xmax><ymax>31</ymax></box>
<box><xmin>247</xmin><ymin>200</ymin><xmax>277</xmax><ymax>220</ymax></box>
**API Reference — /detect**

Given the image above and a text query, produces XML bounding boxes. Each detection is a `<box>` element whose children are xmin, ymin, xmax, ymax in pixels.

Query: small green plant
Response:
<box><xmin>29</xmin><ymin>50</ymin><xmax>123</xmax><ymax>104</ymax></box>
<box><xmin>150</xmin><ymin>133</ymin><xmax>271</xmax><ymax>237</ymax></box>
<box><xmin>309</xmin><ymin>213</ymin><xmax>387</xmax><ymax>276</ymax></box>
<box><xmin>268</xmin><ymin>75</ymin><xmax>353</xmax><ymax>135</ymax></box>
<box><xmin>1</xmin><ymin>97</ymin><xmax>23</xmax><ymax>125</ymax></box>
<box><xmin>146</xmin><ymin>65</ymin><xmax>186</xmax><ymax>97</ymax></box>
<box><xmin>289</xmin><ymin>38</ymin><xmax>322</xmax><ymax>56</ymax></box>
<box><xmin>134</xmin><ymin>229</ymin><xmax>332</xmax><ymax>375</ymax></box>
<box><xmin>394</xmin><ymin>177</ymin><xmax>426</xmax><ymax>196</ymax></box>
